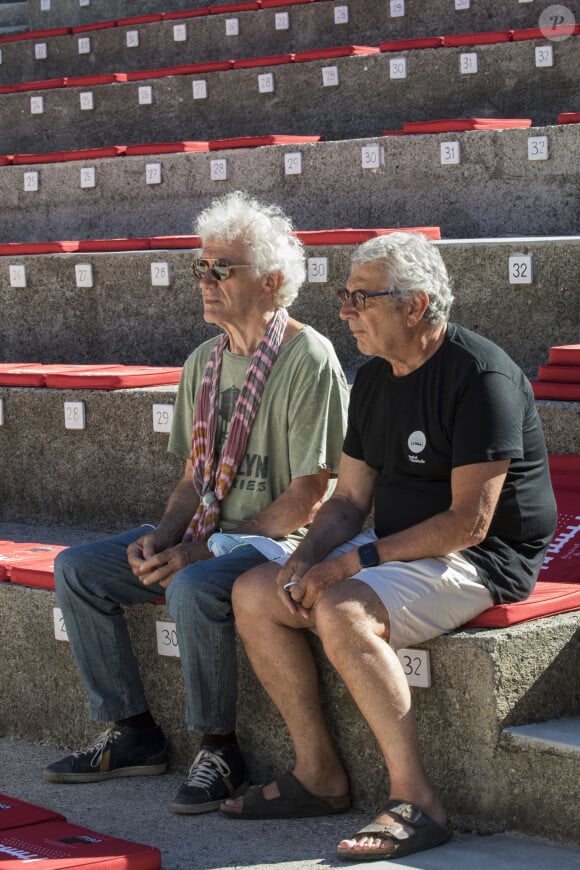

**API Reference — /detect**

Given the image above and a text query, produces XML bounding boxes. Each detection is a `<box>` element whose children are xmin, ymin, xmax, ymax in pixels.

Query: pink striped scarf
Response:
<box><xmin>183</xmin><ymin>306</ymin><xmax>289</xmax><ymax>542</ymax></box>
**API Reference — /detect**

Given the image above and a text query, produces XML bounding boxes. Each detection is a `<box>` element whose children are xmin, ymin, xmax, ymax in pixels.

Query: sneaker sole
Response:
<box><xmin>170</xmin><ymin>780</ymin><xmax>249</xmax><ymax>815</ymax></box>
<box><xmin>43</xmin><ymin>762</ymin><xmax>167</xmax><ymax>784</ymax></box>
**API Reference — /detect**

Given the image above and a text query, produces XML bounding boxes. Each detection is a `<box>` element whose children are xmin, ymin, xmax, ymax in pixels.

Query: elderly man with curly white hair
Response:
<box><xmin>44</xmin><ymin>191</ymin><xmax>349</xmax><ymax>815</ymax></box>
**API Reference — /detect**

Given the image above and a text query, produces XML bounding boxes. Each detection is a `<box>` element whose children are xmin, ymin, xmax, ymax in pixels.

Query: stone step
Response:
<box><xmin>0</xmin><ymin>385</ymin><xmax>577</xmax><ymax>531</ymax></box>
<box><xmin>495</xmin><ymin>718</ymin><xmax>580</xmax><ymax>845</ymax></box>
<box><xmin>3</xmin><ymin>738</ymin><xmax>580</xmax><ymax>869</ymax></box>
<box><xmin>0</xmin><ymin>37</ymin><xmax>577</xmax><ymax>153</ymax></box>
<box><xmin>502</xmin><ymin>717</ymin><xmax>580</xmax><ymax>758</ymax></box>
<box><xmin>0</xmin><ymin>238</ymin><xmax>578</xmax><ymax>378</ymax></box>
<box><xmin>1</xmin><ymin>570</ymin><xmax>578</xmax><ymax>843</ymax></box>
<box><xmin>1</xmin><ymin>125</ymin><xmax>579</xmax><ymax>241</ymax></box>
<box><xmin>25</xmin><ymin>0</ymin><xmax>550</xmax><ymax>41</ymax></box>
<box><xmin>0</xmin><ymin>0</ymin><xmax>26</xmax><ymax>31</ymax></box>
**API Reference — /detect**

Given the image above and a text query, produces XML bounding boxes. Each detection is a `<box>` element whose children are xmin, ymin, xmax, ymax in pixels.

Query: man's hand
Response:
<box><xmin>277</xmin><ymin>553</ymin><xmax>352</xmax><ymax>617</ymax></box>
<box><xmin>128</xmin><ymin>534</ymin><xmax>212</xmax><ymax>589</ymax></box>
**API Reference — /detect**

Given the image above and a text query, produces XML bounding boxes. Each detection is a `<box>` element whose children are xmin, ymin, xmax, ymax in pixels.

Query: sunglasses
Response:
<box><xmin>191</xmin><ymin>258</ymin><xmax>254</xmax><ymax>281</ymax></box>
<box><xmin>337</xmin><ymin>287</ymin><xmax>401</xmax><ymax>311</ymax></box>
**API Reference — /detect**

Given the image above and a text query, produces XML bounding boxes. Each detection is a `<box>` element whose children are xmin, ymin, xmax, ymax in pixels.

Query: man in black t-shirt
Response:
<box><xmin>224</xmin><ymin>233</ymin><xmax>557</xmax><ymax>863</ymax></box>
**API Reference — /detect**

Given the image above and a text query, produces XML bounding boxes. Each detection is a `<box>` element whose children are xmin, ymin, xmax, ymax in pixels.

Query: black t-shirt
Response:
<box><xmin>343</xmin><ymin>323</ymin><xmax>557</xmax><ymax>604</ymax></box>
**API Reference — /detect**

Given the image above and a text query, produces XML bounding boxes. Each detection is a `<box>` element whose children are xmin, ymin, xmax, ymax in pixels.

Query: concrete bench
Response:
<box><xmin>1</xmin><ymin>572</ymin><xmax>578</xmax><ymax>844</ymax></box>
<box><xmin>1</xmin><ymin>1</ymin><xmax>567</xmax><ymax>85</ymax></box>
<box><xmin>0</xmin><ymin>237</ymin><xmax>578</xmax><ymax>376</ymax></box>
<box><xmin>0</xmin><ymin>37</ymin><xmax>577</xmax><ymax>153</ymax></box>
<box><xmin>0</xmin><ymin>378</ymin><xmax>577</xmax><ymax>528</ymax></box>
<box><xmin>1</xmin><ymin>124</ymin><xmax>579</xmax><ymax>240</ymax></box>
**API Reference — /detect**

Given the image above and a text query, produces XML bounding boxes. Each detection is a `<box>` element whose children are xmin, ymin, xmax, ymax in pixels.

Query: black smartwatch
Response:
<box><xmin>358</xmin><ymin>542</ymin><xmax>380</xmax><ymax>569</ymax></box>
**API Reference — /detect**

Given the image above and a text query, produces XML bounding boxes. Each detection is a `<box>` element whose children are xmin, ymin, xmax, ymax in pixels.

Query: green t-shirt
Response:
<box><xmin>168</xmin><ymin>325</ymin><xmax>349</xmax><ymax>544</ymax></box>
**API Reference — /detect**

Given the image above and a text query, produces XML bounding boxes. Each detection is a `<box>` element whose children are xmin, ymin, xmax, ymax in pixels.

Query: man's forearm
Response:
<box><xmin>289</xmin><ymin>493</ymin><xmax>367</xmax><ymax>564</ymax></box>
<box><xmin>155</xmin><ymin>474</ymin><xmax>200</xmax><ymax>546</ymax></box>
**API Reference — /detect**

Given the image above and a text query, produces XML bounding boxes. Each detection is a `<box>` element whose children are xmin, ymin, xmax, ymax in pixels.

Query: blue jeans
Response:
<box><xmin>54</xmin><ymin>526</ymin><xmax>267</xmax><ymax>732</ymax></box>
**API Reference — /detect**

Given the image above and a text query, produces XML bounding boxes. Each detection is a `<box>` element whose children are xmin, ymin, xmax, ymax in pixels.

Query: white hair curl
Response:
<box><xmin>195</xmin><ymin>191</ymin><xmax>305</xmax><ymax>307</ymax></box>
<box><xmin>351</xmin><ymin>233</ymin><xmax>454</xmax><ymax>325</ymax></box>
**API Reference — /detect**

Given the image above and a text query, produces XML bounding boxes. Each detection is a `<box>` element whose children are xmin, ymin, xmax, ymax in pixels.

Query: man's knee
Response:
<box><xmin>232</xmin><ymin>564</ymin><xmax>276</xmax><ymax>621</ymax></box>
<box><xmin>314</xmin><ymin>582</ymin><xmax>390</xmax><ymax>657</ymax></box>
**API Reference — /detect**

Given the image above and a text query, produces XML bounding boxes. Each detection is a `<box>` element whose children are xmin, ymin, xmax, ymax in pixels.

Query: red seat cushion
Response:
<box><xmin>531</xmin><ymin>381</ymin><xmax>580</xmax><ymax>401</ymax></box>
<box><xmin>0</xmin><ymin>794</ymin><xmax>65</xmax><ymax>830</ymax></box>
<box><xmin>10</xmin><ymin>549</ymin><xmax>67</xmax><ymax>590</ymax></box>
<box><xmin>71</xmin><ymin>21</ymin><xmax>116</xmax><ymax>33</ymax></box>
<box><xmin>549</xmin><ymin>455</ymin><xmax>580</xmax><ymax>475</ymax></box>
<box><xmin>538</xmin><ymin>365</ymin><xmax>580</xmax><ymax>384</ymax></box>
<box><xmin>443</xmin><ymin>31</ymin><xmax>512</xmax><ymax>46</ymax></box>
<box><xmin>0</xmin><ymin>542</ymin><xmax>66</xmax><ymax>579</ymax></box>
<box><xmin>0</xmin><ymin>241</ymin><xmax>80</xmax><ymax>254</ymax></box>
<box><xmin>76</xmin><ymin>238</ymin><xmax>151</xmax><ymax>252</ymax></box>
<box><xmin>13</xmin><ymin>146</ymin><xmax>125</xmax><ymax>165</ymax></box>
<box><xmin>0</xmin><ymin>819</ymin><xmax>161</xmax><ymax>868</ymax></box>
<box><xmin>294</xmin><ymin>46</ymin><xmax>380</xmax><ymax>62</ymax></box>
<box><xmin>380</xmin><ymin>37</ymin><xmax>445</xmax><ymax>51</ymax></box>
<box><xmin>295</xmin><ymin>227</ymin><xmax>442</xmax><ymax>244</ymax></box>
<box><xmin>548</xmin><ymin>344</ymin><xmax>580</xmax><ymax>365</ymax></box>
<box><xmin>125</xmin><ymin>141</ymin><xmax>209</xmax><ymax>155</ymax></box>
<box><xmin>43</xmin><ymin>365</ymin><xmax>182</xmax><ymax>390</ymax></box>
<box><xmin>512</xmin><ymin>24</ymin><xmax>579</xmax><ymax>41</ymax></box>
<box><xmin>465</xmin><ymin>486</ymin><xmax>580</xmax><ymax>628</ymax></box>
<box><xmin>260</xmin><ymin>0</ymin><xmax>312</xmax><ymax>6</ymax></box>
<box><xmin>149</xmin><ymin>235</ymin><xmax>202</xmax><ymax>249</ymax></box>
<box><xmin>162</xmin><ymin>7</ymin><xmax>211</xmax><ymax>19</ymax></box>
<box><xmin>208</xmin><ymin>2</ymin><xmax>260</xmax><ymax>12</ymax></box>
<box><xmin>0</xmin><ymin>364</ymin><xmax>109</xmax><ymax>386</ymax></box>
<box><xmin>65</xmin><ymin>73</ymin><xmax>128</xmax><ymax>86</ymax></box>
<box><xmin>209</xmin><ymin>134</ymin><xmax>323</xmax><ymax>150</ymax></box>
<box><xmin>125</xmin><ymin>61</ymin><xmax>233</xmax><ymax>80</ymax></box>
<box><xmin>558</xmin><ymin>113</ymin><xmax>580</xmax><ymax>125</ymax></box>
<box><xmin>232</xmin><ymin>54</ymin><xmax>295</xmax><ymax>68</ymax></box>
<box><xmin>116</xmin><ymin>14</ymin><xmax>164</xmax><ymax>25</ymax></box>
<box><xmin>403</xmin><ymin>118</ymin><xmax>531</xmax><ymax>133</ymax></box>
<box><xmin>15</xmin><ymin>78</ymin><xmax>67</xmax><ymax>92</ymax></box>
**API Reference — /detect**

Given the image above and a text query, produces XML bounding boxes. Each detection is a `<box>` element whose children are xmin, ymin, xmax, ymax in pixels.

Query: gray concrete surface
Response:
<box><xmin>0</xmin><ymin>38</ymin><xmax>577</xmax><ymax>154</ymax></box>
<box><xmin>2</xmin><ymin>739</ymin><xmax>580</xmax><ymax>869</ymax></box>
<box><xmin>1</xmin><ymin>0</ymin><xmax>569</xmax><ymax>85</ymax></box>
<box><xmin>1</xmin><ymin>126</ymin><xmax>579</xmax><ymax>241</ymax></box>
<box><xmin>0</xmin><ymin>238</ymin><xmax>577</xmax><ymax>378</ymax></box>
<box><xmin>24</xmin><ymin>0</ymin><xmax>554</xmax><ymax>37</ymax></box>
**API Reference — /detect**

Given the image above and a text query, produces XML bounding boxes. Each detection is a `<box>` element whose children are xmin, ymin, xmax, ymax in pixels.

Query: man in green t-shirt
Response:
<box><xmin>43</xmin><ymin>191</ymin><xmax>349</xmax><ymax>816</ymax></box>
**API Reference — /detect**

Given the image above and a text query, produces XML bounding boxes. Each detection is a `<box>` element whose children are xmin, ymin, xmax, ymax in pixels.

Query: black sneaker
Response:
<box><xmin>171</xmin><ymin>744</ymin><xmax>249</xmax><ymax>814</ymax></box>
<box><xmin>43</xmin><ymin>725</ymin><xmax>168</xmax><ymax>783</ymax></box>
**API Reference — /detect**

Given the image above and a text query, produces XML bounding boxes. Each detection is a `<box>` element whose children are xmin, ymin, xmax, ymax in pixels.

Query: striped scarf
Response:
<box><xmin>183</xmin><ymin>306</ymin><xmax>289</xmax><ymax>542</ymax></box>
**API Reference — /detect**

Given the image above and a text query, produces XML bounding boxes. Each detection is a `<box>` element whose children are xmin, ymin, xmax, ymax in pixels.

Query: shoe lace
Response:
<box><xmin>73</xmin><ymin>726</ymin><xmax>122</xmax><ymax>769</ymax></box>
<box><xmin>184</xmin><ymin>748</ymin><xmax>231</xmax><ymax>789</ymax></box>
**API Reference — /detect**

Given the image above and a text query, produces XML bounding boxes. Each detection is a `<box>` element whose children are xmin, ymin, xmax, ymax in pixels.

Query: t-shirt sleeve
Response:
<box><xmin>452</xmin><ymin>370</ymin><xmax>526</xmax><ymax>468</ymax></box>
<box><xmin>287</xmin><ymin>359</ymin><xmax>349</xmax><ymax>479</ymax></box>
<box><xmin>167</xmin><ymin>361</ymin><xmax>195</xmax><ymax>460</ymax></box>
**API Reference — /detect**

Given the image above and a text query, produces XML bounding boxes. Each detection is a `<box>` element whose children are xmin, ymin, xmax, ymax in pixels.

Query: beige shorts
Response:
<box><xmin>288</xmin><ymin>530</ymin><xmax>494</xmax><ymax>651</ymax></box>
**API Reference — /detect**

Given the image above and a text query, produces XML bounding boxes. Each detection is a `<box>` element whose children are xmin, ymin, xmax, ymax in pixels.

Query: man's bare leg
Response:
<box><xmin>313</xmin><ymin>579</ymin><xmax>447</xmax><ymax>856</ymax></box>
<box><xmin>227</xmin><ymin>563</ymin><xmax>349</xmax><ymax>804</ymax></box>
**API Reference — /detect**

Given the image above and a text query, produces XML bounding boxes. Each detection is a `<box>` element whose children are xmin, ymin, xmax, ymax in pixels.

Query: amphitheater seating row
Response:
<box><xmin>2</xmin><ymin>462</ymin><xmax>578</xmax><ymax>631</ymax></box>
<box><xmin>0</xmin><ymin>237</ymin><xmax>576</xmax><ymax>377</ymax></box>
<box><xmin>2</xmin><ymin>29</ymin><xmax>578</xmax><ymax>92</ymax></box>
<box><xmin>0</xmin><ymin>36</ymin><xmax>577</xmax><ymax>155</ymax></box>
<box><xmin>25</xmin><ymin>0</ymin><xmax>566</xmax><ymax>47</ymax></box>
<box><xmin>1</xmin><ymin>124</ymin><xmax>577</xmax><ymax>242</ymax></box>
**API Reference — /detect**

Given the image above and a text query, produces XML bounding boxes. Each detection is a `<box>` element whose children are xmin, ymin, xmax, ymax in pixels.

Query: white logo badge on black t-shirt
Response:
<box><xmin>408</xmin><ymin>430</ymin><xmax>427</xmax><ymax>463</ymax></box>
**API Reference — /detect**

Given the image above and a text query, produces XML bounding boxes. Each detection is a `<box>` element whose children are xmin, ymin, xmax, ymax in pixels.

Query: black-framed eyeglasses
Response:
<box><xmin>191</xmin><ymin>258</ymin><xmax>254</xmax><ymax>281</ymax></box>
<box><xmin>337</xmin><ymin>287</ymin><xmax>401</xmax><ymax>311</ymax></box>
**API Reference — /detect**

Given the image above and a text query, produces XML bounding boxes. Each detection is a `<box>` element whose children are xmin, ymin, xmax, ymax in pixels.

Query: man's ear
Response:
<box><xmin>407</xmin><ymin>291</ymin><xmax>430</xmax><ymax>326</ymax></box>
<box><xmin>264</xmin><ymin>270</ymin><xmax>284</xmax><ymax>298</ymax></box>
